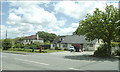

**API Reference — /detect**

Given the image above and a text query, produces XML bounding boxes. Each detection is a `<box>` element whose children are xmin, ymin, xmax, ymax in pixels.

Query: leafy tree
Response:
<box><xmin>33</xmin><ymin>42</ymin><xmax>43</xmax><ymax>48</ymax></box>
<box><xmin>20</xmin><ymin>43</ymin><xmax>24</xmax><ymax>48</ymax></box>
<box><xmin>2</xmin><ymin>38</ymin><xmax>13</xmax><ymax>50</ymax></box>
<box><xmin>15</xmin><ymin>43</ymin><xmax>20</xmax><ymax>48</ymax></box>
<box><xmin>13</xmin><ymin>37</ymin><xmax>25</xmax><ymax>44</ymax></box>
<box><xmin>37</xmin><ymin>31</ymin><xmax>58</xmax><ymax>42</ymax></box>
<box><xmin>24</xmin><ymin>43</ymin><xmax>30</xmax><ymax>47</ymax></box>
<box><xmin>44</xmin><ymin>41</ymin><xmax>50</xmax><ymax>45</ymax></box>
<box><xmin>74</xmin><ymin>4</ymin><xmax>119</xmax><ymax>55</ymax></box>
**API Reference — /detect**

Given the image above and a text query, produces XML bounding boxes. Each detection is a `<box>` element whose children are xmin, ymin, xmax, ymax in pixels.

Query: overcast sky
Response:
<box><xmin>1</xmin><ymin>1</ymin><xmax>119</xmax><ymax>39</ymax></box>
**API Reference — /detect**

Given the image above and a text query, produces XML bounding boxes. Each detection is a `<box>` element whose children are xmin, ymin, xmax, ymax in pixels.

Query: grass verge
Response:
<box><xmin>2</xmin><ymin>48</ymin><xmax>64</xmax><ymax>53</ymax></box>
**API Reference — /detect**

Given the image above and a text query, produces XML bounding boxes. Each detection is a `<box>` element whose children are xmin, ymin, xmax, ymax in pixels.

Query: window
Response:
<box><xmin>63</xmin><ymin>44</ymin><xmax>67</xmax><ymax>48</ymax></box>
<box><xmin>53</xmin><ymin>44</ymin><xmax>56</xmax><ymax>47</ymax></box>
<box><xmin>89</xmin><ymin>44</ymin><xmax>93</xmax><ymax>47</ymax></box>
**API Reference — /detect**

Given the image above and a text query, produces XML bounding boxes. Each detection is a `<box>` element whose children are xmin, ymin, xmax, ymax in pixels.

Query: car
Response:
<box><xmin>69</xmin><ymin>46</ymin><xmax>74</xmax><ymax>52</ymax></box>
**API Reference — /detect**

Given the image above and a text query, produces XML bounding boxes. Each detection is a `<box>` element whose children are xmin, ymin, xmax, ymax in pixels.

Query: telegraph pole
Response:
<box><xmin>6</xmin><ymin>30</ymin><xmax>7</xmax><ymax>39</ymax></box>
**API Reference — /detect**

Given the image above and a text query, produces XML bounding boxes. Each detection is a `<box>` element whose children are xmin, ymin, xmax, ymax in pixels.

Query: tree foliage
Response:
<box><xmin>12</xmin><ymin>37</ymin><xmax>25</xmax><ymax>44</ymax></box>
<box><xmin>74</xmin><ymin>4</ymin><xmax>119</xmax><ymax>55</ymax></box>
<box><xmin>2</xmin><ymin>38</ymin><xmax>13</xmax><ymax>50</ymax></box>
<box><xmin>37</xmin><ymin>31</ymin><xmax>58</xmax><ymax>42</ymax></box>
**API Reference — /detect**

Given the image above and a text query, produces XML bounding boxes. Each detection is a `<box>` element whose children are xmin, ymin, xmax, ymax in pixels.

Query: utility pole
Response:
<box><xmin>23</xmin><ymin>33</ymin><xmax>24</xmax><ymax>37</ymax></box>
<box><xmin>6</xmin><ymin>30</ymin><xmax>7</xmax><ymax>39</ymax></box>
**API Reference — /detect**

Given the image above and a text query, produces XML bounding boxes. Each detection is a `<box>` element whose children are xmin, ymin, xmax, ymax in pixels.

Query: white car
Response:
<box><xmin>69</xmin><ymin>46</ymin><xmax>74</xmax><ymax>51</ymax></box>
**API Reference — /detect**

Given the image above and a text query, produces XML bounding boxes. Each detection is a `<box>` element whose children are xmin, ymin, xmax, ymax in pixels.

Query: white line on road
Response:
<box><xmin>68</xmin><ymin>68</ymin><xmax>80</xmax><ymax>70</ymax></box>
<box><xmin>64</xmin><ymin>59</ymin><xmax>78</xmax><ymax>61</ymax></box>
<box><xmin>15</xmin><ymin>58</ymin><xmax>50</xmax><ymax>66</ymax></box>
<box><xmin>10</xmin><ymin>54</ymin><xmax>27</xmax><ymax>56</ymax></box>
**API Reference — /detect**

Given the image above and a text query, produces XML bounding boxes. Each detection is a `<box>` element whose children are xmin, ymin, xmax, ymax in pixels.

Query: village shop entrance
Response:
<box><xmin>72</xmin><ymin>44</ymin><xmax>83</xmax><ymax>52</ymax></box>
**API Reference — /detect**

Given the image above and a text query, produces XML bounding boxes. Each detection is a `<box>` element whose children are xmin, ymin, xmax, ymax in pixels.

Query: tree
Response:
<box><xmin>15</xmin><ymin>43</ymin><xmax>20</xmax><ymax>48</ymax></box>
<box><xmin>74</xmin><ymin>4</ymin><xmax>119</xmax><ymax>55</ymax></box>
<box><xmin>37</xmin><ymin>31</ymin><xmax>58</xmax><ymax>42</ymax></box>
<box><xmin>2</xmin><ymin>38</ymin><xmax>13</xmax><ymax>50</ymax></box>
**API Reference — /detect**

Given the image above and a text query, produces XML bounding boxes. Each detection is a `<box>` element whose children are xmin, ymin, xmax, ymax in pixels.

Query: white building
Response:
<box><xmin>51</xmin><ymin>35</ymin><xmax>104</xmax><ymax>51</ymax></box>
<box><xmin>22</xmin><ymin>34</ymin><xmax>44</xmax><ymax>45</ymax></box>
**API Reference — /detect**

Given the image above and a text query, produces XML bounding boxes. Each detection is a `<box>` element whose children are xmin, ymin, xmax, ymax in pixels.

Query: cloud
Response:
<box><xmin>3</xmin><ymin>1</ymin><xmax>118</xmax><ymax>39</ymax></box>
<box><xmin>6</xmin><ymin>13</ymin><xmax>22</xmax><ymax>25</ymax></box>
<box><xmin>5</xmin><ymin>1</ymin><xmax>67</xmax><ymax>38</ymax></box>
<box><xmin>48</xmin><ymin>22</ymin><xmax>79</xmax><ymax>35</ymax></box>
<box><xmin>71</xmin><ymin>23</ymin><xmax>79</xmax><ymax>28</ymax></box>
<box><xmin>54</xmin><ymin>1</ymin><xmax>84</xmax><ymax>19</ymax></box>
<box><xmin>54</xmin><ymin>1</ymin><xmax>119</xmax><ymax>19</ymax></box>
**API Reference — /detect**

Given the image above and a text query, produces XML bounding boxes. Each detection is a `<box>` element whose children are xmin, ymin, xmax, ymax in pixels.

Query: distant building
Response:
<box><xmin>22</xmin><ymin>34</ymin><xmax>44</xmax><ymax>45</ymax></box>
<box><xmin>51</xmin><ymin>35</ymin><xmax>103</xmax><ymax>51</ymax></box>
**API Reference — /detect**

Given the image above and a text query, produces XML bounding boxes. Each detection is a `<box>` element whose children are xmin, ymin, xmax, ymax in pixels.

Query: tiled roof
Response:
<box><xmin>23</xmin><ymin>35</ymin><xmax>43</xmax><ymax>40</ymax></box>
<box><xmin>51</xmin><ymin>35</ymin><xmax>97</xmax><ymax>44</ymax></box>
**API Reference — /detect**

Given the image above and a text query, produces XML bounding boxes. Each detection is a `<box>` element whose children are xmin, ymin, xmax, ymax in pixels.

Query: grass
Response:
<box><xmin>2</xmin><ymin>48</ymin><xmax>65</xmax><ymax>53</ymax></box>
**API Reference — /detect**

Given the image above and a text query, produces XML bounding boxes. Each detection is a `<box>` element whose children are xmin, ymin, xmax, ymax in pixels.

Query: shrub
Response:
<box><xmin>58</xmin><ymin>47</ymin><xmax>62</xmax><ymax>50</ymax></box>
<box><xmin>15</xmin><ymin>43</ymin><xmax>20</xmax><ymax>48</ymax></box>
<box><xmin>114</xmin><ymin>50</ymin><xmax>120</xmax><ymax>56</ymax></box>
<box><xmin>2</xmin><ymin>38</ymin><xmax>13</xmax><ymax>50</ymax></box>
<box><xmin>94</xmin><ymin>43</ymin><xmax>110</xmax><ymax>57</ymax></box>
<box><xmin>41</xmin><ymin>51</ymin><xmax>47</xmax><ymax>53</ymax></box>
<box><xmin>64</xmin><ymin>48</ymin><xmax>69</xmax><ymax>51</ymax></box>
<box><xmin>55</xmin><ymin>47</ymin><xmax>58</xmax><ymax>50</ymax></box>
<box><xmin>49</xmin><ymin>48</ymin><xmax>54</xmax><ymax>50</ymax></box>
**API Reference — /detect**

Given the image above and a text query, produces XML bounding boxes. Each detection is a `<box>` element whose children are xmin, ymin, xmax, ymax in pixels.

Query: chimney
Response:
<box><xmin>37</xmin><ymin>33</ymin><xmax>39</xmax><ymax>40</ymax></box>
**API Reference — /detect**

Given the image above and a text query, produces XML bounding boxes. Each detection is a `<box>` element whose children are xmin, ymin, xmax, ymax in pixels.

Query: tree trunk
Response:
<box><xmin>107</xmin><ymin>40</ymin><xmax>111</xmax><ymax>55</ymax></box>
<box><xmin>107</xmin><ymin>28</ymin><xmax>112</xmax><ymax>55</ymax></box>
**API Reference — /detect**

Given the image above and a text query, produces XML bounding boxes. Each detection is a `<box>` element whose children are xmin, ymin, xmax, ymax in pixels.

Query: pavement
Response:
<box><xmin>49</xmin><ymin>51</ymin><xmax>94</xmax><ymax>56</ymax></box>
<box><xmin>1</xmin><ymin>51</ymin><xmax>119</xmax><ymax>71</ymax></box>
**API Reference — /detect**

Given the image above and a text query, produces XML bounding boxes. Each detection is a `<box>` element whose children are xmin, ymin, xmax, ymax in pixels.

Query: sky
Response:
<box><xmin>1</xmin><ymin>0</ymin><xmax>119</xmax><ymax>39</ymax></box>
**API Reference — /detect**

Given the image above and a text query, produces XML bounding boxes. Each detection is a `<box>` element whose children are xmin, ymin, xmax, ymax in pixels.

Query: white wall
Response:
<box><xmin>32</xmin><ymin>40</ymin><xmax>44</xmax><ymax>43</ymax></box>
<box><xmin>23</xmin><ymin>39</ymin><xmax>44</xmax><ymax>45</ymax></box>
<box><xmin>67</xmin><ymin>44</ymin><xmax>72</xmax><ymax>48</ymax></box>
<box><xmin>94</xmin><ymin>39</ymin><xmax>104</xmax><ymax>50</ymax></box>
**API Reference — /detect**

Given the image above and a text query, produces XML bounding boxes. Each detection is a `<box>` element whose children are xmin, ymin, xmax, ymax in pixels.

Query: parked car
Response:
<box><xmin>69</xmin><ymin>46</ymin><xmax>74</xmax><ymax>52</ymax></box>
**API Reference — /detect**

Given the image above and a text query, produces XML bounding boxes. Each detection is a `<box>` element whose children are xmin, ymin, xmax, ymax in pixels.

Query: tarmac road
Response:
<box><xmin>1</xmin><ymin>51</ymin><xmax>119</xmax><ymax>71</ymax></box>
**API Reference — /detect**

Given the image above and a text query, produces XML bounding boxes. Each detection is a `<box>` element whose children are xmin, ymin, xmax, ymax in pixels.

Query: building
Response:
<box><xmin>22</xmin><ymin>34</ymin><xmax>44</xmax><ymax>45</ymax></box>
<box><xmin>51</xmin><ymin>35</ymin><xmax>103</xmax><ymax>51</ymax></box>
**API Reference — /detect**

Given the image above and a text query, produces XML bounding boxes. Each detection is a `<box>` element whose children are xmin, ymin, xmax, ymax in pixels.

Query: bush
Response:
<box><xmin>114</xmin><ymin>50</ymin><xmax>120</xmax><ymax>56</ymax></box>
<box><xmin>15</xmin><ymin>43</ymin><xmax>20</xmax><ymax>48</ymax></box>
<box><xmin>94</xmin><ymin>43</ymin><xmax>110</xmax><ymax>57</ymax></box>
<box><xmin>55</xmin><ymin>47</ymin><xmax>58</xmax><ymax>50</ymax></box>
<box><xmin>58</xmin><ymin>47</ymin><xmax>62</xmax><ymax>50</ymax></box>
<box><xmin>41</xmin><ymin>51</ymin><xmax>47</xmax><ymax>53</ymax></box>
<box><xmin>64</xmin><ymin>48</ymin><xmax>68</xmax><ymax>51</ymax></box>
<box><xmin>2</xmin><ymin>38</ymin><xmax>13</xmax><ymax>50</ymax></box>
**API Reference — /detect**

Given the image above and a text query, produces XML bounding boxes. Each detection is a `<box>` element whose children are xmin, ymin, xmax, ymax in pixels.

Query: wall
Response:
<box><xmin>94</xmin><ymin>39</ymin><xmax>104</xmax><ymax>50</ymax></box>
<box><xmin>88</xmin><ymin>44</ymin><xmax>95</xmax><ymax>51</ymax></box>
<box><xmin>23</xmin><ymin>39</ymin><xmax>44</xmax><ymax>45</ymax></box>
<box><xmin>32</xmin><ymin>40</ymin><xmax>44</xmax><ymax>43</ymax></box>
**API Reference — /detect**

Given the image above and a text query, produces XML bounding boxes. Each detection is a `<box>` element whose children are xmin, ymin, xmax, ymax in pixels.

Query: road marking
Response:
<box><xmin>68</xmin><ymin>68</ymin><xmax>80</xmax><ymax>70</ymax></box>
<box><xmin>12</xmin><ymin>54</ymin><xmax>27</xmax><ymax>56</ymax></box>
<box><xmin>15</xmin><ymin>58</ymin><xmax>49</xmax><ymax>66</ymax></box>
<box><xmin>64</xmin><ymin>59</ymin><xmax>77</xmax><ymax>61</ymax></box>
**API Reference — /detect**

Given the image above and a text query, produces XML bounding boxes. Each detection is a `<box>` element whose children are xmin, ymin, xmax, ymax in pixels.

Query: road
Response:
<box><xmin>1</xmin><ymin>51</ymin><xmax>119</xmax><ymax>71</ymax></box>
